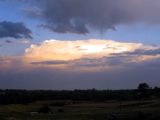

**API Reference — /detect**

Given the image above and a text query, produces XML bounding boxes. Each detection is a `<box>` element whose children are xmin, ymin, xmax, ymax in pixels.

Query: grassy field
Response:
<box><xmin>0</xmin><ymin>100</ymin><xmax>160</xmax><ymax>120</ymax></box>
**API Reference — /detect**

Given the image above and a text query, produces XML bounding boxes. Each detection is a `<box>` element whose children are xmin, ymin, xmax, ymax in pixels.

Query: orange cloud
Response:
<box><xmin>21</xmin><ymin>39</ymin><xmax>160</xmax><ymax>71</ymax></box>
<box><xmin>0</xmin><ymin>39</ymin><xmax>160</xmax><ymax>72</ymax></box>
<box><xmin>24</xmin><ymin>39</ymin><xmax>144</xmax><ymax>61</ymax></box>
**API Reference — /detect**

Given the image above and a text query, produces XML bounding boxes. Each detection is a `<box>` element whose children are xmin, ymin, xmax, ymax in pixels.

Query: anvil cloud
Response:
<box><xmin>23</xmin><ymin>39</ymin><xmax>160</xmax><ymax>71</ymax></box>
<box><xmin>25</xmin><ymin>39</ymin><xmax>143</xmax><ymax>61</ymax></box>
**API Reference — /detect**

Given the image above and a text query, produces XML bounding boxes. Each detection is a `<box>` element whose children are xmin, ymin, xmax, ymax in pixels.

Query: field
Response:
<box><xmin>0</xmin><ymin>100</ymin><xmax>160</xmax><ymax>120</ymax></box>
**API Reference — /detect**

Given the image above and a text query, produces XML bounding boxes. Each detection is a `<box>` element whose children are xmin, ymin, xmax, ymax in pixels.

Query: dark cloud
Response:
<box><xmin>71</xmin><ymin>57</ymin><xmax>126</xmax><ymax>68</ymax></box>
<box><xmin>0</xmin><ymin>21</ymin><xmax>32</xmax><ymax>39</ymax></box>
<box><xmin>24</xmin><ymin>0</ymin><xmax>160</xmax><ymax>34</ymax></box>
<box><xmin>112</xmin><ymin>48</ymin><xmax>160</xmax><ymax>56</ymax></box>
<box><xmin>129</xmin><ymin>49</ymin><xmax>160</xmax><ymax>56</ymax></box>
<box><xmin>31</xmin><ymin>60</ymin><xmax>68</xmax><ymax>65</ymax></box>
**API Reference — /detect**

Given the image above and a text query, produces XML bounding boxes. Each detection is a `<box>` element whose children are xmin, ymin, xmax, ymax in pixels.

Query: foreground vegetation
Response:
<box><xmin>0</xmin><ymin>83</ymin><xmax>160</xmax><ymax>120</ymax></box>
<box><xmin>0</xmin><ymin>100</ymin><xmax>160</xmax><ymax>120</ymax></box>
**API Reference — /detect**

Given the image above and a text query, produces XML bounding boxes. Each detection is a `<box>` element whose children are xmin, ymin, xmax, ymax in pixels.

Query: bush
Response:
<box><xmin>38</xmin><ymin>105</ymin><xmax>52</xmax><ymax>113</ymax></box>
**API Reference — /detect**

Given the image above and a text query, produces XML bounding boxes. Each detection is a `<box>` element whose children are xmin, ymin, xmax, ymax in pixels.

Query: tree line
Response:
<box><xmin>0</xmin><ymin>83</ymin><xmax>160</xmax><ymax>105</ymax></box>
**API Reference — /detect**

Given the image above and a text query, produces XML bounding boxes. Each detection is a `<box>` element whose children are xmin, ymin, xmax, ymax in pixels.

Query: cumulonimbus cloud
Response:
<box><xmin>1</xmin><ymin>39</ymin><xmax>160</xmax><ymax>89</ymax></box>
<box><xmin>24</xmin><ymin>39</ymin><xmax>160</xmax><ymax>71</ymax></box>
<box><xmin>1</xmin><ymin>39</ymin><xmax>160</xmax><ymax>72</ymax></box>
<box><xmin>24</xmin><ymin>39</ymin><xmax>145</xmax><ymax>61</ymax></box>
<box><xmin>25</xmin><ymin>0</ymin><xmax>160</xmax><ymax>34</ymax></box>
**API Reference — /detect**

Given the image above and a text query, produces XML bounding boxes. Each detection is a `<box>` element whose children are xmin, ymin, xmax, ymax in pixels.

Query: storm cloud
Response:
<box><xmin>23</xmin><ymin>39</ymin><xmax>160</xmax><ymax>72</ymax></box>
<box><xmin>0</xmin><ymin>21</ymin><xmax>32</xmax><ymax>39</ymax></box>
<box><xmin>0</xmin><ymin>56</ymin><xmax>160</xmax><ymax>90</ymax></box>
<box><xmin>1</xmin><ymin>38</ymin><xmax>160</xmax><ymax>89</ymax></box>
<box><xmin>25</xmin><ymin>0</ymin><xmax>160</xmax><ymax>34</ymax></box>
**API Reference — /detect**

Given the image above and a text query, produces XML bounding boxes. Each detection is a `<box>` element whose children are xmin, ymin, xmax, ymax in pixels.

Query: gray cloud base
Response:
<box><xmin>0</xmin><ymin>60</ymin><xmax>160</xmax><ymax>90</ymax></box>
<box><xmin>25</xmin><ymin>0</ymin><xmax>160</xmax><ymax>34</ymax></box>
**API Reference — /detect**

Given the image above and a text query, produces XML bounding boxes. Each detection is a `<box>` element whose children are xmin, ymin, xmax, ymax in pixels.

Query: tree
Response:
<box><xmin>137</xmin><ymin>83</ymin><xmax>150</xmax><ymax>99</ymax></box>
<box><xmin>138</xmin><ymin>83</ymin><xmax>149</xmax><ymax>91</ymax></box>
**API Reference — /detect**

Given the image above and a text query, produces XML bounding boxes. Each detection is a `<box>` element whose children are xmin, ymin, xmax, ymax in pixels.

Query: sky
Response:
<box><xmin>0</xmin><ymin>0</ymin><xmax>160</xmax><ymax>90</ymax></box>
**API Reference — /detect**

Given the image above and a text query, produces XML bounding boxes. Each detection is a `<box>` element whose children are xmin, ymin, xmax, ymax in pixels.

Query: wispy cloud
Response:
<box><xmin>31</xmin><ymin>60</ymin><xmax>68</xmax><ymax>65</ymax></box>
